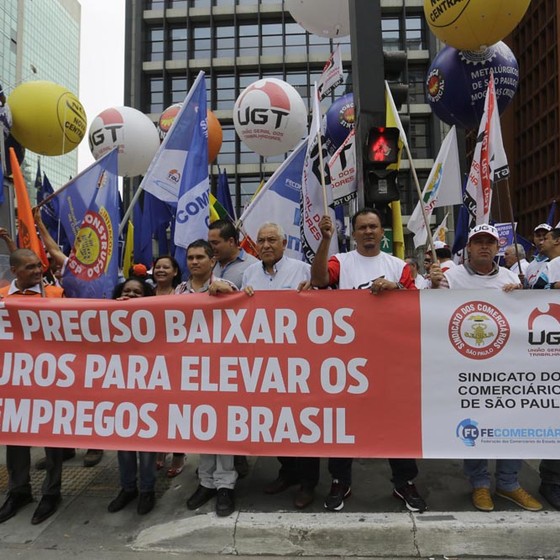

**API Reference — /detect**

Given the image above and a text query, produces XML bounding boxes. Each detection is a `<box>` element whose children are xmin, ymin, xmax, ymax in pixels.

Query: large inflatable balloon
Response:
<box><xmin>158</xmin><ymin>103</ymin><xmax>223</xmax><ymax>163</ymax></box>
<box><xmin>325</xmin><ymin>93</ymin><xmax>354</xmax><ymax>152</ymax></box>
<box><xmin>233</xmin><ymin>78</ymin><xmax>307</xmax><ymax>157</ymax></box>
<box><xmin>286</xmin><ymin>0</ymin><xmax>350</xmax><ymax>38</ymax></box>
<box><xmin>426</xmin><ymin>42</ymin><xmax>519</xmax><ymax>129</ymax></box>
<box><xmin>8</xmin><ymin>81</ymin><xmax>87</xmax><ymax>156</ymax></box>
<box><xmin>88</xmin><ymin>106</ymin><xmax>160</xmax><ymax>177</ymax></box>
<box><xmin>424</xmin><ymin>0</ymin><xmax>531</xmax><ymax>51</ymax></box>
<box><xmin>157</xmin><ymin>103</ymin><xmax>181</xmax><ymax>141</ymax></box>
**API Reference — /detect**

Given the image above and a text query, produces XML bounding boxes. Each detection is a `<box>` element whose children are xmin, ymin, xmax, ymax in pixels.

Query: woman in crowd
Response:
<box><xmin>151</xmin><ymin>255</ymin><xmax>187</xmax><ymax>478</ymax></box>
<box><xmin>107</xmin><ymin>277</ymin><xmax>157</xmax><ymax>515</ymax></box>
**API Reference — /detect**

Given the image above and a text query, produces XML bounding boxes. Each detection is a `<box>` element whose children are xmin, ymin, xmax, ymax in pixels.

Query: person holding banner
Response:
<box><xmin>177</xmin><ymin>239</ymin><xmax>240</xmax><ymax>517</ymax></box>
<box><xmin>208</xmin><ymin>219</ymin><xmax>257</xmax><ymax>479</ymax></box>
<box><xmin>532</xmin><ymin>227</ymin><xmax>560</xmax><ymax>509</ymax></box>
<box><xmin>311</xmin><ymin>209</ymin><xmax>425</xmax><ymax>513</ymax></box>
<box><xmin>107</xmin><ymin>277</ymin><xmax>158</xmax><ymax>516</ymax></box>
<box><xmin>32</xmin><ymin>209</ymin><xmax>104</xmax><ymax>470</ymax></box>
<box><xmin>0</xmin><ymin>249</ymin><xmax>65</xmax><ymax>525</ymax></box>
<box><xmin>525</xmin><ymin>223</ymin><xmax>553</xmax><ymax>289</ymax></box>
<box><xmin>152</xmin><ymin>255</ymin><xmax>187</xmax><ymax>478</ymax></box>
<box><xmin>242</xmin><ymin>222</ymin><xmax>318</xmax><ymax>510</ymax></box>
<box><xmin>430</xmin><ymin>224</ymin><xmax>543</xmax><ymax>513</ymax></box>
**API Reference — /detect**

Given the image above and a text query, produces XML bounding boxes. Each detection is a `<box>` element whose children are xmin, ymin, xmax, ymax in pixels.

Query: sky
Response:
<box><xmin>77</xmin><ymin>0</ymin><xmax>126</xmax><ymax>171</ymax></box>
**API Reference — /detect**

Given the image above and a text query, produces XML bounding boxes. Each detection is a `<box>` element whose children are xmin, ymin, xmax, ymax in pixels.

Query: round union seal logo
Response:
<box><xmin>67</xmin><ymin>209</ymin><xmax>113</xmax><ymax>280</ymax></box>
<box><xmin>448</xmin><ymin>300</ymin><xmax>510</xmax><ymax>360</ymax></box>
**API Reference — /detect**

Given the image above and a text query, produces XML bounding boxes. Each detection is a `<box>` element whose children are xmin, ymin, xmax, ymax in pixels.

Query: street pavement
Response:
<box><xmin>0</xmin><ymin>447</ymin><xmax>558</xmax><ymax>559</ymax></box>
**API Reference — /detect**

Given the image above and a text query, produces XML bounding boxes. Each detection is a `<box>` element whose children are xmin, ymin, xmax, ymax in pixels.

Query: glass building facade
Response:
<box><xmin>125</xmin><ymin>0</ymin><xmax>443</xmax><ymax>240</ymax></box>
<box><xmin>0</xmin><ymin>0</ymin><xmax>80</xmax><ymax>193</ymax></box>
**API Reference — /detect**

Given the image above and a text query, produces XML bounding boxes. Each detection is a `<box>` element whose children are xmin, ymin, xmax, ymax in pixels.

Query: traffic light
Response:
<box><xmin>364</xmin><ymin>126</ymin><xmax>401</xmax><ymax>204</ymax></box>
<box><xmin>383</xmin><ymin>51</ymin><xmax>408</xmax><ymax>110</ymax></box>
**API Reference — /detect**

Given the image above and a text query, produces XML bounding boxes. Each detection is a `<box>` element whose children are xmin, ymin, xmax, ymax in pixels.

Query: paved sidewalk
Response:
<box><xmin>0</xmin><ymin>448</ymin><xmax>558</xmax><ymax>559</ymax></box>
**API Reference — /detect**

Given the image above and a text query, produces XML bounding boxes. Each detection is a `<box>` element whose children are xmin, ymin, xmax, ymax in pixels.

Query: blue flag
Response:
<box><xmin>238</xmin><ymin>139</ymin><xmax>307</xmax><ymax>260</ymax></box>
<box><xmin>452</xmin><ymin>177</ymin><xmax>470</xmax><ymax>255</ymax></box>
<box><xmin>217</xmin><ymin>169</ymin><xmax>236</xmax><ymax>222</ymax></box>
<box><xmin>547</xmin><ymin>200</ymin><xmax>557</xmax><ymax>227</ymax></box>
<box><xmin>173</xmin><ymin>72</ymin><xmax>210</xmax><ymax>254</ymax></box>
<box><xmin>62</xmin><ymin>149</ymin><xmax>120</xmax><ymax>298</ymax></box>
<box><xmin>58</xmin><ymin>150</ymin><xmax>118</xmax><ymax>247</ymax></box>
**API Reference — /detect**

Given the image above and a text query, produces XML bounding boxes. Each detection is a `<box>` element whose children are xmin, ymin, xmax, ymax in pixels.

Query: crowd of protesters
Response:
<box><xmin>0</xmin><ymin>210</ymin><xmax>559</xmax><ymax>525</ymax></box>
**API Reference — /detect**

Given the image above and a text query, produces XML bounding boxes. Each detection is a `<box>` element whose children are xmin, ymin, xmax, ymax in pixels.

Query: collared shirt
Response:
<box><xmin>509</xmin><ymin>258</ymin><xmax>529</xmax><ymax>276</ymax></box>
<box><xmin>439</xmin><ymin>261</ymin><xmax>519</xmax><ymax>290</ymax></box>
<box><xmin>0</xmin><ymin>281</ymin><xmax>64</xmax><ymax>298</ymax></box>
<box><xmin>214</xmin><ymin>249</ymin><xmax>258</xmax><ymax>289</ymax></box>
<box><xmin>175</xmin><ymin>274</ymin><xmax>236</xmax><ymax>295</ymax></box>
<box><xmin>242</xmin><ymin>255</ymin><xmax>310</xmax><ymax>290</ymax></box>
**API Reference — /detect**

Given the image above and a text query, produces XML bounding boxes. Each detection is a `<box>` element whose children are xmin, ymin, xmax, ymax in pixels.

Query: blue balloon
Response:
<box><xmin>426</xmin><ymin>42</ymin><xmax>519</xmax><ymax>129</ymax></box>
<box><xmin>325</xmin><ymin>93</ymin><xmax>354</xmax><ymax>152</ymax></box>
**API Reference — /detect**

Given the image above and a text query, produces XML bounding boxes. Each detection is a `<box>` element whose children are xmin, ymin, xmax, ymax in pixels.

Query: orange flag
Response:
<box><xmin>9</xmin><ymin>147</ymin><xmax>49</xmax><ymax>269</ymax></box>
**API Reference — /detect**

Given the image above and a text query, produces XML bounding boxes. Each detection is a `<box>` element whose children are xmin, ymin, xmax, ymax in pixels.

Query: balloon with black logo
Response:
<box><xmin>426</xmin><ymin>42</ymin><xmax>519</xmax><ymax>129</ymax></box>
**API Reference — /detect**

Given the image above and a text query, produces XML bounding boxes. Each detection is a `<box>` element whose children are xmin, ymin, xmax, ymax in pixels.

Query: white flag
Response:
<box><xmin>407</xmin><ymin>126</ymin><xmax>461</xmax><ymax>247</ymax></box>
<box><xmin>432</xmin><ymin>212</ymin><xmax>449</xmax><ymax>244</ymax></box>
<box><xmin>300</xmin><ymin>83</ymin><xmax>337</xmax><ymax>263</ymax></box>
<box><xmin>239</xmin><ymin>140</ymin><xmax>307</xmax><ymax>261</ymax></box>
<box><xmin>328</xmin><ymin>129</ymin><xmax>356</xmax><ymax>206</ymax></box>
<box><xmin>317</xmin><ymin>45</ymin><xmax>344</xmax><ymax>100</ymax></box>
<box><xmin>463</xmin><ymin>71</ymin><xmax>509</xmax><ymax>226</ymax></box>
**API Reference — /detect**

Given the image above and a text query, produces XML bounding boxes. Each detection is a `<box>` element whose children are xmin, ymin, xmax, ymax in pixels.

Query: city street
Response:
<box><xmin>0</xmin><ymin>448</ymin><xmax>557</xmax><ymax>559</ymax></box>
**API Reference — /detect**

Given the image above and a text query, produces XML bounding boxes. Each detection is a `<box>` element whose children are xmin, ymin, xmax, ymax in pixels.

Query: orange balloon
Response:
<box><xmin>207</xmin><ymin>110</ymin><xmax>222</xmax><ymax>163</ymax></box>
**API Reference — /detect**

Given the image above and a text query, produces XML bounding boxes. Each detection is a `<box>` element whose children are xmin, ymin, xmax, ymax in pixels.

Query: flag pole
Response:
<box><xmin>384</xmin><ymin>81</ymin><xmax>437</xmax><ymax>263</ymax></box>
<box><xmin>119</xmin><ymin>185</ymin><xmax>142</xmax><ymax>235</ymax></box>
<box><xmin>34</xmin><ymin>149</ymin><xmax>119</xmax><ymax>210</ymax></box>
<box><xmin>501</xmin><ymin>177</ymin><xmax>524</xmax><ymax>282</ymax></box>
<box><xmin>317</xmin><ymin>129</ymin><xmax>329</xmax><ymax>215</ymax></box>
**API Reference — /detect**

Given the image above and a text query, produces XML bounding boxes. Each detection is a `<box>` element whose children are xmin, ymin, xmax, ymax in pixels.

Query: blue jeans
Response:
<box><xmin>117</xmin><ymin>451</ymin><xmax>156</xmax><ymax>493</ymax></box>
<box><xmin>463</xmin><ymin>459</ymin><xmax>521</xmax><ymax>491</ymax></box>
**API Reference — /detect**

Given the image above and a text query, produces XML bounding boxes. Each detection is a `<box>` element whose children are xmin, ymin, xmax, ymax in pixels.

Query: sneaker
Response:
<box><xmin>83</xmin><ymin>449</ymin><xmax>103</xmax><ymax>468</ymax></box>
<box><xmin>496</xmin><ymin>487</ymin><xmax>543</xmax><ymax>511</ymax></box>
<box><xmin>108</xmin><ymin>488</ymin><xmax>138</xmax><ymax>513</ymax></box>
<box><xmin>324</xmin><ymin>479</ymin><xmax>351</xmax><ymax>512</ymax></box>
<box><xmin>137</xmin><ymin>491</ymin><xmax>155</xmax><ymax>515</ymax></box>
<box><xmin>186</xmin><ymin>485</ymin><xmax>217</xmax><ymax>510</ymax></box>
<box><xmin>540</xmin><ymin>483</ymin><xmax>560</xmax><ymax>510</ymax></box>
<box><xmin>393</xmin><ymin>482</ymin><xmax>427</xmax><ymax>513</ymax></box>
<box><xmin>216</xmin><ymin>488</ymin><xmax>235</xmax><ymax>517</ymax></box>
<box><xmin>472</xmin><ymin>487</ymin><xmax>494</xmax><ymax>512</ymax></box>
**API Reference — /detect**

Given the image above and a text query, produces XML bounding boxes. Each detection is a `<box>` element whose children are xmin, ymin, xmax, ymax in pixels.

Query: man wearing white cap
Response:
<box><xmin>430</xmin><ymin>224</ymin><xmax>543</xmax><ymax>513</ymax></box>
<box><xmin>525</xmin><ymin>223</ymin><xmax>553</xmax><ymax>289</ymax></box>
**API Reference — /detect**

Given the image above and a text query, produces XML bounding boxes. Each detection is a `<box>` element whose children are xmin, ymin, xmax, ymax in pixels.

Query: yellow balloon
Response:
<box><xmin>8</xmin><ymin>81</ymin><xmax>87</xmax><ymax>156</ymax></box>
<box><xmin>424</xmin><ymin>0</ymin><xmax>531</xmax><ymax>51</ymax></box>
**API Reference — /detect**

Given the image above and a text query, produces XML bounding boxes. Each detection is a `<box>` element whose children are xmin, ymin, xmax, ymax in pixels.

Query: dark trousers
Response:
<box><xmin>278</xmin><ymin>456</ymin><xmax>320</xmax><ymax>489</ymax></box>
<box><xmin>7</xmin><ymin>446</ymin><xmax>63</xmax><ymax>497</ymax></box>
<box><xmin>540</xmin><ymin>459</ymin><xmax>560</xmax><ymax>485</ymax></box>
<box><xmin>328</xmin><ymin>457</ymin><xmax>419</xmax><ymax>488</ymax></box>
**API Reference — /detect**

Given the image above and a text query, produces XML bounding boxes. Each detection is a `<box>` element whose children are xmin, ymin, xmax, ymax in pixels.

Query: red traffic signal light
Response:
<box><xmin>366</xmin><ymin>127</ymin><xmax>400</xmax><ymax>166</ymax></box>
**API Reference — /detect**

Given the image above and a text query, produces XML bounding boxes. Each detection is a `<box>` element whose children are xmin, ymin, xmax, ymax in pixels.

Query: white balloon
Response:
<box><xmin>286</xmin><ymin>0</ymin><xmax>350</xmax><ymax>38</ymax></box>
<box><xmin>88</xmin><ymin>106</ymin><xmax>160</xmax><ymax>178</ymax></box>
<box><xmin>233</xmin><ymin>78</ymin><xmax>307</xmax><ymax>157</ymax></box>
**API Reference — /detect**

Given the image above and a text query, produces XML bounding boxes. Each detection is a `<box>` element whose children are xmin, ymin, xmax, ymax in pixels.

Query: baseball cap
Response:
<box><xmin>468</xmin><ymin>224</ymin><xmax>499</xmax><ymax>242</ymax></box>
<box><xmin>534</xmin><ymin>223</ymin><xmax>553</xmax><ymax>233</ymax></box>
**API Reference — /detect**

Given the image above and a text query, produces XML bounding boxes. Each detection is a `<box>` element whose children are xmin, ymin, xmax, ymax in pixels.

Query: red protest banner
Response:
<box><xmin>0</xmin><ymin>290</ymin><xmax>422</xmax><ymax>458</ymax></box>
